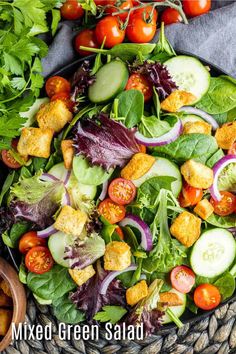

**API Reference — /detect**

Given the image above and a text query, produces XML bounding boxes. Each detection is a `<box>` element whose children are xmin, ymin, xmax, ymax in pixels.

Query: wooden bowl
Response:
<box><xmin>0</xmin><ymin>257</ymin><xmax>26</xmax><ymax>351</ymax></box>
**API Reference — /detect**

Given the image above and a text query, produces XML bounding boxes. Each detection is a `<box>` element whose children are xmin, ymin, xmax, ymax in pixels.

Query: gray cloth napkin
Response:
<box><xmin>42</xmin><ymin>0</ymin><xmax>236</xmax><ymax>78</ymax></box>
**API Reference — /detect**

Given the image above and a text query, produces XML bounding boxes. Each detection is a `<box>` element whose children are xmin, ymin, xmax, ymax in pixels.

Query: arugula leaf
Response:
<box><xmin>94</xmin><ymin>306</ymin><xmax>127</xmax><ymax>324</ymax></box>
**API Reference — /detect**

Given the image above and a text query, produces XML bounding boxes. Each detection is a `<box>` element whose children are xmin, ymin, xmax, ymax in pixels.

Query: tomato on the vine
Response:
<box><xmin>126</xmin><ymin>13</ymin><xmax>156</xmax><ymax>43</ymax></box>
<box><xmin>95</xmin><ymin>16</ymin><xmax>125</xmax><ymax>48</ymax></box>
<box><xmin>106</xmin><ymin>0</ymin><xmax>133</xmax><ymax>21</ymax></box>
<box><xmin>74</xmin><ymin>29</ymin><xmax>99</xmax><ymax>56</ymax></box>
<box><xmin>132</xmin><ymin>5</ymin><xmax>158</xmax><ymax>22</ymax></box>
<box><xmin>51</xmin><ymin>92</ymin><xmax>74</xmax><ymax>111</ymax></box>
<box><xmin>182</xmin><ymin>0</ymin><xmax>211</xmax><ymax>18</ymax></box>
<box><xmin>108</xmin><ymin>178</ymin><xmax>136</xmax><ymax>205</ymax></box>
<box><xmin>98</xmin><ymin>198</ymin><xmax>126</xmax><ymax>224</ymax></box>
<box><xmin>170</xmin><ymin>266</ymin><xmax>195</xmax><ymax>294</ymax></box>
<box><xmin>210</xmin><ymin>191</ymin><xmax>236</xmax><ymax>216</ymax></box>
<box><xmin>19</xmin><ymin>231</ymin><xmax>47</xmax><ymax>254</ymax></box>
<box><xmin>194</xmin><ymin>284</ymin><xmax>221</xmax><ymax>310</ymax></box>
<box><xmin>60</xmin><ymin>0</ymin><xmax>84</xmax><ymax>20</ymax></box>
<box><xmin>45</xmin><ymin>76</ymin><xmax>71</xmax><ymax>98</ymax></box>
<box><xmin>161</xmin><ymin>8</ymin><xmax>183</xmax><ymax>25</ymax></box>
<box><xmin>25</xmin><ymin>246</ymin><xmax>54</xmax><ymax>274</ymax></box>
<box><xmin>126</xmin><ymin>73</ymin><xmax>153</xmax><ymax>102</ymax></box>
<box><xmin>179</xmin><ymin>182</ymin><xmax>203</xmax><ymax>207</ymax></box>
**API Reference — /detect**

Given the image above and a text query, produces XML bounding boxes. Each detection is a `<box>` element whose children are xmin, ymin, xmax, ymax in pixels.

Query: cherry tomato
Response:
<box><xmin>106</xmin><ymin>0</ymin><xmax>133</xmax><ymax>21</ymax></box>
<box><xmin>210</xmin><ymin>191</ymin><xmax>236</xmax><ymax>216</ymax></box>
<box><xmin>108</xmin><ymin>178</ymin><xmax>136</xmax><ymax>205</ymax></box>
<box><xmin>161</xmin><ymin>8</ymin><xmax>183</xmax><ymax>25</ymax></box>
<box><xmin>74</xmin><ymin>29</ymin><xmax>99</xmax><ymax>56</ymax></box>
<box><xmin>95</xmin><ymin>16</ymin><xmax>125</xmax><ymax>48</ymax></box>
<box><xmin>25</xmin><ymin>246</ymin><xmax>54</xmax><ymax>274</ymax></box>
<box><xmin>182</xmin><ymin>0</ymin><xmax>211</xmax><ymax>18</ymax></box>
<box><xmin>45</xmin><ymin>76</ymin><xmax>71</xmax><ymax>98</ymax></box>
<box><xmin>94</xmin><ymin>0</ymin><xmax>109</xmax><ymax>5</ymax></box>
<box><xmin>60</xmin><ymin>0</ymin><xmax>84</xmax><ymax>20</ymax></box>
<box><xmin>98</xmin><ymin>198</ymin><xmax>126</xmax><ymax>224</ymax></box>
<box><xmin>114</xmin><ymin>226</ymin><xmax>124</xmax><ymax>240</ymax></box>
<box><xmin>126</xmin><ymin>73</ymin><xmax>153</xmax><ymax>102</ymax></box>
<box><xmin>1</xmin><ymin>149</ymin><xmax>21</xmax><ymax>169</ymax></box>
<box><xmin>179</xmin><ymin>182</ymin><xmax>203</xmax><ymax>207</ymax></box>
<box><xmin>194</xmin><ymin>284</ymin><xmax>221</xmax><ymax>310</ymax></box>
<box><xmin>51</xmin><ymin>92</ymin><xmax>74</xmax><ymax>111</ymax></box>
<box><xmin>132</xmin><ymin>5</ymin><xmax>158</xmax><ymax>22</ymax></box>
<box><xmin>19</xmin><ymin>231</ymin><xmax>47</xmax><ymax>254</ymax></box>
<box><xmin>126</xmin><ymin>13</ymin><xmax>156</xmax><ymax>43</ymax></box>
<box><xmin>170</xmin><ymin>266</ymin><xmax>195</xmax><ymax>294</ymax></box>
<box><xmin>138</xmin><ymin>144</ymin><xmax>147</xmax><ymax>153</ymax></box>
<box><xmin>228</xmin><ymin>142</ymin><xmax>236</xmax><ymax>155</ymax></box>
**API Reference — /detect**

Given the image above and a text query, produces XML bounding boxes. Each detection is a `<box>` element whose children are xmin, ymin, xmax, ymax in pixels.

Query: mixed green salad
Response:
<box><xmin>1</xmin><ymin>28</ymin><xmax>236</xmax><ymax>335</ymax></box>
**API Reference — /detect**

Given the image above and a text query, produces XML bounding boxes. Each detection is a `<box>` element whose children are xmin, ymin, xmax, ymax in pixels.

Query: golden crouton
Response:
<box><xmin>0</xmin><ymin>280</ymin><xmax>12</xmax><ymax>298</ymax></box>
<box><xmin>104</xmin><ymin>241</ymin><xmax>131</xmax><ymax>271</ymax></box>
<box><xmin>17</xmin><ymin>127</ymin><xmax>53</xmax><ymax>158</ymax></box>
<box><xmin>183</xmin><ymin>121</ymin><xmax>212</xmax><ymax>135</ymax></box>
<box><xmin>69</xmin><ymin>265</ymin><xmax>95</xmax><ymax>286</ymax></box>
<box><xmin>54</xmin><ymin>205</ymin><xmax>87</xmax><ymax>237</ymax></box>
<box><xmin>160</xmin><ymin>90</ymin><xmax>197</xmax><ymax>113</ymax></box>
<box><xmin>126</xmin><ymin>280</ymin><xmax>148</xmax><ymax>306</ymax></box>
<box><xmin>170</xmin><ymin>211</ymin><xmax>201</xmax><ymax>248</ymax></box>
<box><xmin>61</xmin><ymin>140</ymin><xmax>75</xmax><ymax>169</ymax></box>
<box><xmin>36</xmin><ymin>100</ymin><xmax>72</xmax><ymax>133</ymax></box>
<box><xmin>215</xmin><ymin>122</ymin><xmax>236</xmax><ymax>149</ymax></box>
<box><xmin>194</xmin><ymin>199</ymin><xmax>214</xmax><ymax>220</ymax></box>
<box><xmin>181</xmin><ymin>160</ymin><xmax>213</xmax><ymax>189</ymax></box>
<box><xmin>0</xmin><ymin>290</ymin><xmax>12</xmax><ymax>307</ymax></box>
<box><xmin>159</xmin><ymin>292</ymin><xmax>183</xmax><ymax>306</ymax></box>
<box><xmin>121</xmin><ymin>153</ymin><xmax>155</xmax><ymax>181</ymax></box>
<box><xmin>0</xmin><ymin>309</ymin><xmax>12</xmax><ymax>336</ymax></box>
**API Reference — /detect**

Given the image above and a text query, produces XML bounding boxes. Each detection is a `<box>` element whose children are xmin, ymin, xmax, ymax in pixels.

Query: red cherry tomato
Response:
<box><xmin>60</xmin><ymin>0</ymin><xmax>84</xmax><ymax>20</ymax></box>
<box><xmin>19</xmin><ymin>231</ymin><xmax>47</xmax><ymax>254</ymax></box>
<box><xmin>74</xmin><ymin>29</ymin><xmax>99</xmax><ymax>56</ymax></box>
<box><xmin>161</xmin><ymin>8</ymin><xmax>183</xmax><ymax>25</ymax></box>
<box><xmin>25</xmin><ymin>246</ymin><xmax>54</xmax><ymax>274</ymax></box>
<box><xmin>95</xmin><ymin>16</ymin><xmax>125</xmax><ymax>48</ymax></box>
<box><xmin>94</xmin><ymin>0</ymin><xmax>109</xmax><ymax>5</ymax></box>
<box><xmin>106</xmin><ymin>0</ymin><xmax>133</xmax><ymax>21</ymax></box>
<box><xmin>51</xmin><ymin>92</ymin><xmax>74</xmax><ymax>111</ymax></box>
<box><xmin>126</xmin><ymin>13</ymin><xmax>156</xmax><ymax>43</ymax></box>
<box><xmin>132</xmin><ymin>5</ymin><xmax>158</xmax><ymax>22</ymax></box>
<box><xmin>1</xmin><ymin>149</ymin><xmax>21</xmax><ymax>169</ymax></box>
<box><xmin>182</xmin><ymin>0</ymin><xmax>211</xmax><ymax>18</ymax></box>
<box><xmin>98</xmin><ymin>198</ymin><xmax>126</xmax><ymax>224</ymax></box>
<box><xmin>108</xmin><ymin>178</ymin><xmax>136</xmax><ymax>205</ymax></box>
<box><xmin>194</xmin><ymin>284</ymin><xmax>221</xmax><ymax>310</ymax></box>
<box><xmin>115</xmin><ymin>226</ymin><xmax>124</xmax><ymax>240</ymax></box>
<box><xmin>228</xmin><ymin>142</ymin><xmax>236</xmax><ymax>155</ymax></box>
<box><xmin>210</xmin><ymin>191</ymin><xmax>236</xmax><ymax>216</ymax></box>
<box><xmin>126</xmin><ymin>73</ymin><xmax>153</xmax><ymax>102</ymax></box>
<box><xmin>45</xmin><ymin>76</ymin><xmax>71</xmax><ymax>98</ymax></box>
<box><xmin>179</xmin><ymin>182</ymin><xmax>203</xmax><ymax>207</ymax></box>
<box><xmin>170</xmin><ymin>265</ymin><xmax>195</xmax><ymax>294</ymax></box>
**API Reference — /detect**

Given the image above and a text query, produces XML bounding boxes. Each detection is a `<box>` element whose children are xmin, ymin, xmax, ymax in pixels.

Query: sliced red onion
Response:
<box><xmin>64</xmin><ymin>170</ymin><xmax>71</xmax><ymax>186</ymax></box>
<box><xmin>100</xmin><ymin>265</ymin><xmax>137</xmax><ymax>295</ymax></box>
<box><xmin>135</xmin><ymin>119</ymin><xmax>182</xmax><ymax>146</ymax></box>
<box><xmin>61</xmin><ymin>189</ymin><xmax>71</xmax><ymax>206</ymax></box>
<box><xmin>179</xmin><ymin>106</ymin><xmax>219</xmax><ymax>130</ymax></box>
<box><xmin>99</xmin><ymin>180</ymin><xmax>108</xmax><ymax>201</ymax></box>
<box><xmin>40</xmin><ymin>173</ymin><xmax>60</xmax><ymax>183</ymax></box>
<box><xmin>120</xmin><ymin>214</ymin><xmax>153</xmax><ymax>251</ymax></box>
<box><xmin>209</xmin><ymin>155</ymin><xmax>236</xmax><ymax>201</ymax></box>
<box><xmin>37</xmin><ymin>224</ymin><xmax>57</xmax><ymax>238</ymax></box>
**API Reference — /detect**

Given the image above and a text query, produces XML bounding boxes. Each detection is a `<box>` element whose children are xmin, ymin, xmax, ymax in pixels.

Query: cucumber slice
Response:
<box><xmin>162</xmin><ymin>289</ymin><xmax>186</xmax><ymax>324</ymax></box>
<box><xmin>165</xmin><ymin>56</ymin><xmax>210</xmax><ymax>103</ymax></box>
<box><xmin>190</xmin><ymin>228</ymin><xmax>236</xmax><ymax>277</ymax></box>
<box><xmin>132</xmin><ymin>157</ymin><xmax>182</xmax><ymax>197</ymax></box>
<box><xmin>181</xmin><ymin>114</ymin><xmax>204</xmax><ymax>125</ymax></box>
<box><xmin>48</xmin><ymin>231</ymin><xmax>74</xmax><ymax>268</ymax></box>
<box><xmin>88</xmin><ymin>60</ymin><xmax>129</xmax><ymax>103</ymax></box>
<box><xmin>48</xmin><ymin>162</ymin><xmax>68</xmax><ymax>181</ymax></box>
<box><xmin>20</xmin><ymin>97</ymin><xmax>49</xmax><ymax>127</ymax></box>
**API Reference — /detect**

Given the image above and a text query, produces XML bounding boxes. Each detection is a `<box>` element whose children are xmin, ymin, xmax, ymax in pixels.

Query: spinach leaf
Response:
<box><xmin>117</xmin><ymin>90</ymin><xmax>144</xmax><ymax>128</ymax></box>
<box><xmin>152</xmin><ymin>134</ymin><xmax>218</xmax><ymax>164</ymax></box>
<box><xmin>122</xmin><ymin>226</ymin><xmax>139</xmax><ymax>251</ymax></box>
<box><xmin>9</xmin><ymin>222</ymin><xmax>30</xmax><ymax>248</ymax></box>
<box><xmin>197</xmin><ymin>76</ymin><xmax>236</xmax><ymax>114</ymax></box>
<box><xmin>101</xmin><ymin>224</ymin><xmax>120</xmax><ymax>244</ymax></box>
<box><xmin>53</xmin><ymin>294</ymin><xmax>85</xmax><ymax>324</ymax></box>
<box><xmin>0</xmin><ymin>171</ymin><xmax>15</xmax><ymax>206</ymax></box>
<box><xmin>150</xmin><ymin>22</ymin><xmax>176</xmax><ymax>63</ymax></box>
<box><xmin>109</xmin><ymin>43</ymin><xmax>155</xmax><ymax>61</ymax></box>
<box><xmin>153</xmin><ymin>87</ymin><xmax>161</xmax><ymax>119</ymax></box>
<box><xmin>94</xmin><ymin>306</ymin><xmax>127</xmax><ymax>324</ymax></box>
<box><xmin>206</xmin><ymin>213</ymin><xmax>236</xmax><ymax>228</ymax></box>
<box><xmin>33</xmin><ymin>157</ymin><xmax>47</xmax><ymax>172</ymax></box>
<box><xmin>186</xmin><ymin>295</ymin><xmax>198</xmax><ymax>314</ymax></box>
<box><xmin>206</xmin><ymin>149</ymin><xmax>224</xmax><ymax>168</ymax></box>
<box><xmin>214</xmin><ymin>272</ymin><xmax>235</xmax><ymax>301</ymax></box>
<box><xmin>27</xmin><ymin>265</ymin><xmax>76</xmax><ymax>300</ymax></box>
<box><xmin>195</xmin><ymin>275</ymin><xmax>216</xmax><ymax>287</ymax></box>
<box><xmin>139</xmin><ymin>115</ymin><xmax>171</xmax><ymax>138</ymax></box>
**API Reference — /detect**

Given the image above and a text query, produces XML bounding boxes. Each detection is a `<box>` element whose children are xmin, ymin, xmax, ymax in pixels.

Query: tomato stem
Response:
<box><xmin>79</xmin><ymin>45</ymin><xmax>108</xmax><ymax>54</ymax></box>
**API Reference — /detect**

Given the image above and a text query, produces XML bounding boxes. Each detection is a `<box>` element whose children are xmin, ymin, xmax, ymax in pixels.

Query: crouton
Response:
<box><xmin>0</xmin><ymin>290</ymin><xmax>12</xmax><ymax>307</ymax></box>
<box><xmin>159</xmin><ymin>292</ymin><xmax>184</xmax><ymax>306</ymax></box>
<box><xmin>17</xmin><ymin>127</ymin><xmax>53</xmax><ymax>158</ymax></box>
<box><xmin>104</xmin><ymin>241</ymin><xmax>131</xmax><ymax>271</ymax></box>
<box><xmin>121</xmin><ymin>153</ymin><xmax>155</xmax><ymax>181</ymax></box>
<box><xmin>126</xmin><ymin>280</ymin><xmax>148</xmax><ymax>306</ymax></box>
<box><xmin>54</xmin><ymin>205</ymin><xmax>87</xmax><ymax>237</ymax></box>
<box><xmin>0</xmin><ymin>309</ymin><xmax>12</xmax><ymax>336</ymax></box>
<box><xmin>160</xmin><ymin>90</ymin><xmax>197</xmax><ymax>112</ymax></box>
<box><xmin>61</xmin><ymin>140</ymin><xmax>74</xmax><ymax>169</ymax></box>
<box><xmin>215</xmin><ymin>122</ymin><xmax>236</xmax><ymax>149</ymax></box>
<box><xmin>170</xmin><ymin>211</ymin><xmax>201</xmax><ymax>247</ymax></box>
<box><xmin>36</xmin><ymin>100</ymin><xmax>72</xmax><ymax>133</ymax></box>
<box><xmin>183</xmin><ymin>121</ymin><xmax>212</xmax><ymax>135</ymax></box>
<box><xmin>0</xmin><ymin>280</ymin><xmax>11</xmax><ymax>298</ymax></box>
<box><xmin>194</xmin><ymin>199</ymin><xmax>214</xmax><ymax>220</ymax></box>
<box><xmin>69</xmin><ymin>265</ymin><xmax>95</xmax><ymax>286</ymax></box>
<box><xmin>181</xmin><ymin>160</ymin><xmax>213</xmax><ymax>189</ymax></box>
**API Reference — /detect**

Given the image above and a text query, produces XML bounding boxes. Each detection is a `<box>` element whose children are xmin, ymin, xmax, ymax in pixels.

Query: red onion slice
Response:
<box><xmin>209</xmin><ymin>155</ymin><xmax>236</xmax><ymax>201</ymax></box>
<box><xmin>64</xmin><ymin>171</ymin><xmax>71</xmax><ymax>186</ymax></box>
<box><xmin>100</xmin><ymin>265</ymin><xmax>137</xmax><ymax>295</ymax></box>
<box><xmin>61</xmin><ymin>188</ymin><xmax>71</xmax><ymax>206</ymax></box>
<box><xmin>135</xmin><ymin>119</ymin><xmax>182</xmax><ymax>146</ymax></box>
<box><xmin>179</xmin><ymin>106</ymin><xmax>219</xmax><ymax>130</ymax></box>
<box><xmin>40</xmin><ymin>173</ymin><xmax>60</xmax><ymax>183</ymax></box>
<box><xmin>99</xmin><ymin>180</ymin><xmax>108</xmax><ymax>201</ymax></box>
<box><xmin>120</xmin><ymin>214</ymin><xmax>153</xmax><ymax>251</ymax></box>
<box><xmin>37</xmin><ymin>224</ymin><xmax>57</xmax><ymax>238</ymax></box>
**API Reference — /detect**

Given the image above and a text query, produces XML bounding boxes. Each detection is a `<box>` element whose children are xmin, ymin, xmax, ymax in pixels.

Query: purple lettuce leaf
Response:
<box><xmin>73</xmin><ymin>113</ymin><xmax>140</xmax><ymax>171</ymax></box>
<box><xmin>71</xmin><ymin>60</ymin><xmax>96</xmax><ymax>103</ymax></box>
<box><xmin>0</xmin><ymin>207</ymin><xmax>15</xmax><ymax>234</ymax></box>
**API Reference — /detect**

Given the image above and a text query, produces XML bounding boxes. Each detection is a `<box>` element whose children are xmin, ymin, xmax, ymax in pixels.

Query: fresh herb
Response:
<box><xmin>94</xmin><ymin>306</ymin><xmax>127</xmax><ymax>324</ymax></box>
<box><xmin>117</xmin><ymin>89</ymin><xmax>144</xmax><ymax>128</ymax></box>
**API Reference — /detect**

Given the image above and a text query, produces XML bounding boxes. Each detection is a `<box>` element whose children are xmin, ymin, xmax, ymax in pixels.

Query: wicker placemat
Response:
<box><xmin>1</xmin><ymin>295</ymin><xmax>235</xmax><ymax>354</ymax></box>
